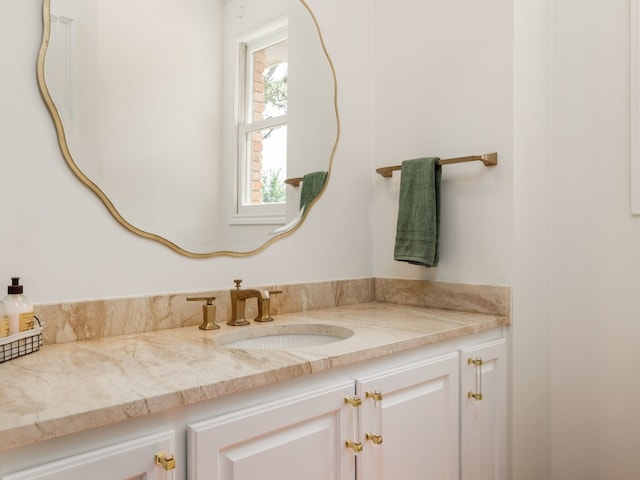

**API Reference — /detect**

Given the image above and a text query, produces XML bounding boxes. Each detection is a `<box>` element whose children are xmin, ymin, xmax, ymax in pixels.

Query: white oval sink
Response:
<box><xmin>217</xmin><ymin>323</ymin><xmax>354</xmax><ymax>350</ymax></box>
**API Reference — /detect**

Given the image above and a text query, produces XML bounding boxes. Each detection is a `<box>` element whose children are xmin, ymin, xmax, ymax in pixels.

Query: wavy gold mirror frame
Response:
<box><xmin>36</xmin><ymin>0</ymin><xmax>339</xmax><ymax>258</ymax></box>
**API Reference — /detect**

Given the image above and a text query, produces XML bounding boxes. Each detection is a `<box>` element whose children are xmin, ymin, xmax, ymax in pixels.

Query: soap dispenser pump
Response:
<box><xmin>3</xmin><ymin>277</ymin><xmax>35</xmax><ymax>334</ymax></box>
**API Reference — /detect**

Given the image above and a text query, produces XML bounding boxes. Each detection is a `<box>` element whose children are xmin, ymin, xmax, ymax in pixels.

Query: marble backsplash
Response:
<box><xmin>34</xmin><ymin>278</ymin><xmax>510</xmax><ymax>345</ymax></box>
<box><xmin>374</xmin><ymin>278</ymin><xmax>511</xmax><ymax>317</ymax></box>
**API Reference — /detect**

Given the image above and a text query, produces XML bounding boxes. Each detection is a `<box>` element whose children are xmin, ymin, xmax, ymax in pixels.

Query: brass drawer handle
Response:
<box><xmin>344</xmin><ymin>396</ymin><xmax>362</xmax><ymax>407</ymax></box>
<box><xmin>155</xmin><ymin>452</ymin><xmax>176</xmax><ymax>471</ymax></box>
<box><xmin>345</xmin><ymin>440</ymin><xmax>363</xmax><ymax>453</ymax></box>
<box><xmin>365</xmin><ymin>391</ymin><xmax>383</xmax><ymax>402</ymax></box>
<box><xmin>365</xmin><ymin>390</ymin><xmax>384</xmax><ymax>445</ymax></box>
<box><xmin>467</xmin><ymin>357</ymin><xmax>484</xmax><ymax>401</ymax></box>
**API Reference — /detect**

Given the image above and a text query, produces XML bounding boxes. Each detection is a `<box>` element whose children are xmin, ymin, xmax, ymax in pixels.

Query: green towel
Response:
<box><xmin>299</xmin><ymin>171</ymin><xmax>328</xmax><ymax>210</ymax></box>
<box><xmin>394</xmin><ymin>157</ymin><xmax>442</xmax><ymax>267</ymax></box>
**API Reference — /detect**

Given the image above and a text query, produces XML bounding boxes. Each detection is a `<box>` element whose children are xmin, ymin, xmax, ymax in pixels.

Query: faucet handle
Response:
<box><xmin>186</xmin><ymin>296</ymin><xmax>219</xmax><ymax>330</ymax></box>
<box><xmin>233</xmin><ymin>279</ymin><xmax>243</xmax><ymax>289</ymax></box>
<box><xmin>255</xmin><ymin>290</ymin><xmax>283</xmax><ymax>323</ymax></box>
<box><xmin>187</xmin><ymin>296</ymin><xmax>216</xmax><ymax>305</ymax></box>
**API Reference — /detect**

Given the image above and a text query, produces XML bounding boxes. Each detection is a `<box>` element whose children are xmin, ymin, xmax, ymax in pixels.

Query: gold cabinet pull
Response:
<box><xmin>364</xmin><ymin>390</ymin><xmax>384</xmax><ymax>445</ymax></box>
<box><xmin>467</xmin><ymin>357</ymin><xmax>484</xmax><ymax>401</ymax></box>
<box><xmin>467</xmin><ymin>391</ymin><xmax>484</xmax><ymax>401</ymax></box>
<box><xmin>155</xmin><ymin>452</ymin><xmax>176</xmax><ymax>471</ymax></box>
<box><xmin>345</xmin><ymin>440</ymin><xmax>363</xmax><ymax>453</ymax></box>
<box><xmin>344</xmin><ymin>395</ymin><xmax>363</xmax><ymax>455</ymax></box>
<box><xmin>344</xmin><ymin>396</ymin><xmax>362</xmax><ymax>407</ymax></box>
<box><xmin>365</xmin><ymin>391</ymin><xmax>383</xmax><ymax>402</ymax></box>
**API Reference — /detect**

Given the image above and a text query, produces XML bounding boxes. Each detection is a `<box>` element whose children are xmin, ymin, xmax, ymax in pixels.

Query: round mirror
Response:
<box><xmin>37</xmin><ymin>0</ymin><xmax>338</xmax><ymax>257</ymax></box>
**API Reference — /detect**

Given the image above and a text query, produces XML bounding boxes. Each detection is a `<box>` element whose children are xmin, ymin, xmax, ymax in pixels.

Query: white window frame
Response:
<box><xmin>231</xmin><ymin>19</ymin><xmax>288</xmax><ymax>225</ymax></box>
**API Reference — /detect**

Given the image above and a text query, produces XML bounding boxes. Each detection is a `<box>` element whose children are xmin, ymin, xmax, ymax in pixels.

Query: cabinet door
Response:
<box><xmin>356</xmin><ymin>352</ymin><xmax>460</xmax><ymax>480</ymax></box>
<box><xmin>187</xmin><ymin>381</ymin><xmax>355</xmax><ymax>480</ymax></box>
<box><xmin>3</xmin><ymin>431</ymin><xmax>175</xmax><ymax>480</ymax></box>
<box><xmin>460</xmin><ymin>339</ymin><xmax>507</xmax><ymax>480</ymax></box>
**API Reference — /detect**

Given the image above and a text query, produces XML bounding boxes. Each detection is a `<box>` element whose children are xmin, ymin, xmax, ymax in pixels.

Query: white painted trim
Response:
<box><xmin>631</xmin><ymin>0</ymin><xmax>640</xmax><ymax>213</ymax></box>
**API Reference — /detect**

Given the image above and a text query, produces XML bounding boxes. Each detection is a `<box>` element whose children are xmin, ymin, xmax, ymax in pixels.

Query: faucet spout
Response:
<box><xmin>228</xmin><ymin>281</ymin><xmax>265</xmax><ymax>326</ymax></box>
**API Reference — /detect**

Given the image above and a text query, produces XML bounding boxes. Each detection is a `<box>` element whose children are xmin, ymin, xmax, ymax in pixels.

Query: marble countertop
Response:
<box><xmin>0</xmin><ymin>302</ymin><xmax>509</xmax><ymax>452</ymax></box>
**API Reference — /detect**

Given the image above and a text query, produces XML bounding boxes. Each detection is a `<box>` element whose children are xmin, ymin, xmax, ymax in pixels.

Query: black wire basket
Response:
<box><xmin>0</xmin><ymin>316</ymin><xmax>42</xmax><ymax>364</ymax></box>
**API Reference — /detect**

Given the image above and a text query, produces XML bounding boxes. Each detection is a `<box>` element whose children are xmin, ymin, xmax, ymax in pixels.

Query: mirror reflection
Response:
<box><xmin>39</xmin><ymin>0</ymin><xmax>338</xmax><ymax>256</ymax></box>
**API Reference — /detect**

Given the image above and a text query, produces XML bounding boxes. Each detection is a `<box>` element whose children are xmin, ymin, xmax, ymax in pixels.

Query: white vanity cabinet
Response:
<box><xmin>0</xmin><ymin>330</ymin><xmax>508</xmax><ymax>480</ymax></box>
<box><xmin>187</xmin><ymin>351</ymin><xmax>463</xmax><ymax>480</ymax></box>
<box><xmin>356</xmin><ymin>352</ymin><xmax>460</xmax><ymax>480</ymax></box>
<box><xmin>187</xmin><ymin>381</ymin><xmax>356</xmax><ymax>480</ymax></box>
<box><xmin>460</xmin><ymin>339</ymin><xmax>508</xmax><ymax>480</ymax></box>
<box><xmin>3</xmin><ymin>431</ymin><xmax>176</xmax><ymax>480</ymax></box>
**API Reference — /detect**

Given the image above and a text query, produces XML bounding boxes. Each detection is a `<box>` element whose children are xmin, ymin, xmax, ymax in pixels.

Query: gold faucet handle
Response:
<box><xmin>186</xmin><ymin>296</ymin><xmax>216</xmax><ymax>305</ymax></box>
<box><xmin>186</xmin><ymin>297</ymin><xmax>219</xmax><ymax>330</ymax></box>
<box><xmin>233</xmin><ymin>279</ymin><xmax>243</xmax><ymax>289</ymax></box>
<box><xmin>255</xmin><ymin>290</ymin><xmax>283</xmax><ymax>323</ymax></box>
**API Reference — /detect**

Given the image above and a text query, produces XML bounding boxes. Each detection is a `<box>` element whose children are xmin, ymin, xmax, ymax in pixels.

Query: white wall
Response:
<box><xmin>371</xmin><ymin>0</ymin><xmax>514</xmax><ymax>286</ymax></box>
<box><xmin>513</xmin><ymin>0</ymin><xmax>552</xmax><ymax>478</ymax></box>
<box><xmin>0</xmin><ymin>0</ymin><xmax>373</xmax><ymax>303</ymax></box>
<box><xmin>551</xmin><ymin>1</ymin><xmax>640</xmax><ymax>478</ymax></box>
<box><xmin>370</xmin><ymin>0</ymin><xmax>525</xmax><ymax>477</ymax></box>
<box><xmin>512</xmin><ymin>0</ymin><xmax>640</xmax><ymax>478</ymax></box>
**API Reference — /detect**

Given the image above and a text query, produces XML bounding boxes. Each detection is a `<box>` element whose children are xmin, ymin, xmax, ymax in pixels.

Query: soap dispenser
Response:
<box><xmin>3</xmin><ymin>277</ymin><xmax>35</xmax><ymax>335</ymax></box>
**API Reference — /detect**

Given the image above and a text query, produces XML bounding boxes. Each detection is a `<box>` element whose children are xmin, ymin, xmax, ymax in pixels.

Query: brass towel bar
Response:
<box><xmin>376</xmin><ymin>152</ymin><xmax>498</xmax><ymax>178</ymax></box>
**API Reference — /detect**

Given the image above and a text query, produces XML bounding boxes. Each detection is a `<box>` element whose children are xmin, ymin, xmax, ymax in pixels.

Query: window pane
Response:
<box><xmin>251</xmin><ymin>39</ymin><xmax>288</xmax><ymax>122</ymax></box>
<box><xmin>246</xmin><ymin>124</ymin><xmax>287</xmax><ymax>205</ymax></box>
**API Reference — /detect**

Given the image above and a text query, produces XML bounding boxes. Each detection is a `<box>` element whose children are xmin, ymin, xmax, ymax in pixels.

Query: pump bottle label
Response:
<box><xmin>19</xmin><ymin>312</ymin><xmax>35</xmax><ymax>331</ymax></box>
<box><xmin>0</xmin><ymin>316</ymin><xmax>8</xmax><ymax>338</ymax></box>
